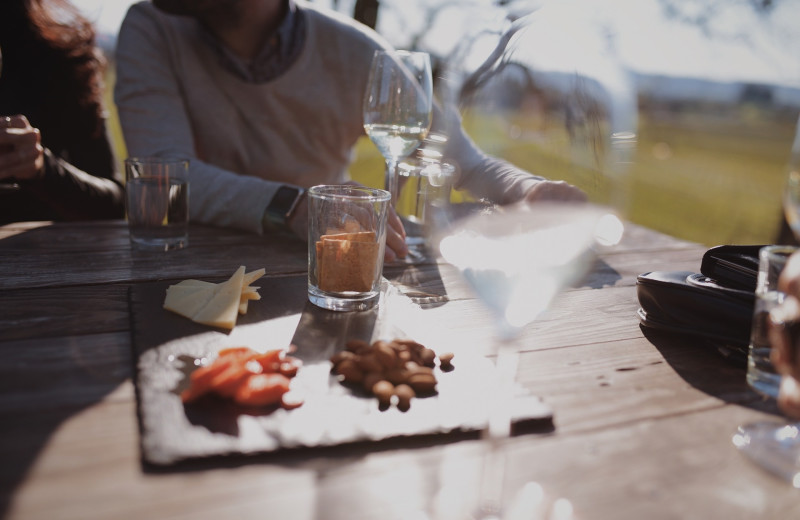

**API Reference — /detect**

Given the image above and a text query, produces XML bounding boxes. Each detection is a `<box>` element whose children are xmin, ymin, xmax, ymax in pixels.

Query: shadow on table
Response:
<box><xmin>0</xmin><ymin>333</ymin><xmax>129</xmax><ymax>518</ymax></box>
<box><xmin>641</xmin><ymin>327</ymin><xmax>782</xmax><ymax>415</ymax></box>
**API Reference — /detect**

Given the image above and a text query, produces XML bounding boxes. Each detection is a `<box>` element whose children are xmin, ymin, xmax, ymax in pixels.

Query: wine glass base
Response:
<box><xmin>733</xmin><ymin>421</ymin><xmax>800</xmax><ymax>487</ymax></box>
<box><xmin>471</xmin><ymin>505</ymin><xmax>503</xmax><ymax>520</ymax></box>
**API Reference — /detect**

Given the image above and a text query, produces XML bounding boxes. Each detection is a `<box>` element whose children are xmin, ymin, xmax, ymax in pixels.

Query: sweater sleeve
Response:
<box><xmin>436</xmin><ymin>103</ymin><xmax>544</xmax><ymax>205</ymax></box>
<box><xmin>114</xmin><ymin>2</ymin><xmax>278</xmax><ymax>234</ymax></box>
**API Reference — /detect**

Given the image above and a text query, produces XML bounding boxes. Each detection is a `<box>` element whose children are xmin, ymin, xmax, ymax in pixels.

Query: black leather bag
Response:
<box><xmin>636</xmin><ymin>245</ymin><xmax>764</xmax><ymax>365</ymax></box>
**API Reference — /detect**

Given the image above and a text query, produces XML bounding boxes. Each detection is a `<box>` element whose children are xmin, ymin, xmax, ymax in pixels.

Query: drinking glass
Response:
<box><xmin>0</xmin><ymin>44</ymin><xmax>21</xmax><ymax>192</ymax></box>
<box><xmin>428</xmin><ymin>11</ymin><xmax>635</xmax><ymax>519</ymax></box>
<box><xmin>746</xmin><ymin>245</ymin><xmax>798</xmax><ymax>398</ymax></box>
<box><xmin>363</xmin><ymin>50</ymin><xmax>433</xmax><ymax>205</ymax></box>
<box><xmin>394</xmin><ymin>158</ymin><xmax>455</xmax><ymax>261</ymax></box>
<box><xmin>125</xmin><ymin>157</ymin><xmax>190</xmax><ymax>251</ymax></box>
<box><xmin>733</xmin><ymin>118</ymin><xmax>800</xmax><ymax>487</ymax></box>
<box><xmin>307</xmin><ymin>185</ymin><xmax>391</xmax><ymax>311</ymax></box>
<box><xmin>782</xmin><ymin>115</ymin><xmax>800</xmax><ymax>239</ymax></box>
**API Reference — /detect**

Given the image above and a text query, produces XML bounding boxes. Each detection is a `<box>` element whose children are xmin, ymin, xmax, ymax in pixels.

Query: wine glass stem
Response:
<box><xmin>384</xmin><ymin>158</ymin><xmax>399</xmax><ymax>206</ymax></box>
<box><xmin>488</xmin><ymin>345</ymin><xmax>519</xmax><ymax>439</ymax></box>
<box><xmin>476</xmin><ymin>341</ymin><xmax>520</xmax><ymax>517</ymax></box>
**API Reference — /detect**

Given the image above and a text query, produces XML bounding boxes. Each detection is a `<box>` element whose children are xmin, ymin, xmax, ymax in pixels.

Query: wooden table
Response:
<box><xmin>0</xmin><ymin>220</ymin><xmax>797</xmax><ymax>520</ymax></box>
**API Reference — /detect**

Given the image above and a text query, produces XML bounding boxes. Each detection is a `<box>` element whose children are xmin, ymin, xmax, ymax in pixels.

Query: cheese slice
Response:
<box><xmin>243</xmin><ymin>268</ymin><xmax>266</xmax><ymax>286</ymax></box>
<box><xmin>174</xmin><ymin>279</ymin><xmax>216</xmax><ymax>288</ymax></box>
<box><xmin>163</xmin><ymin>266</ymin><xmax>263</xmax><ymax>330</ymax></box>
<box><xmin>238</xmin><ymin>285</ymin><xmax>262</xmax><ymax>315</ymax></box>
<box><xmin>164</xmin><ymin>285</ymin><xmax>216</xmax><ymax>318</ymax></box>
<box><xmin>241</xmin><ymin>286</ymin><xmax>260</xmax><ymax>300</ymax></box>
<box><xmin>191</xmin><ymin>266</ymin><xmax>245</xmax><ymax>329</ymax></box>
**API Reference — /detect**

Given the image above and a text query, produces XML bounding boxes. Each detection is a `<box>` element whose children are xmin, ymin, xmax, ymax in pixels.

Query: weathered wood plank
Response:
<box><xmin>0</xmin><ymin>285</ymin><xmax>131</xmax><ymax>341</ymax></box>
<box><xmin>0</xmin><ymin>222</ymin><xmax>308</xmax><ymax>290</ymax></box>
<box><xmin>0</xmin><ymin>332</ymin><xmax>133</xmax><ymax>414</ymax></box>
<box><xmin>1</xmin><ymin>398</ymin><xmax>795</xmax><ymax>520</ymax></box>
<box><xmin>516</xmin><ymin>334</ymin><xmax>768</xmax><ymax>434</ymax></box>
<box><xmin>500</xmin><ymin>404</ymin><xmax>799</xmax><ymax>520</ymax></box>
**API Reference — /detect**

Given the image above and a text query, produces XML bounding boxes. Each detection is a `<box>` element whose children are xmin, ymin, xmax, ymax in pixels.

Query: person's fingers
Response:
<box><xmin>384</xmin><ymin>245</ymin><xmax>397</xmax><ymax>263</ymax></box>
<box><xmin>0</xmin><ymin>114</ymin><xmax>30</xmax><ymax>130</ymax></box>
<box><xmin>0</xmin><ymin>129</ymin><xmax>43</xmax><ymax>180</ymax></box>
<box><xmin>384</xmin><ymin>218</ymin><xmax>407</xmax><ymax>262</ymax></box>
<box><xmin>524</xmin><ymin>180</ymin><xmax>587</xmax><ymax>203</ymax></box>
<box><xmin>769</xmin><ymin>296</ymin><xmax>800</xmax><ymax>380</ymax></box>
<box><xmin>777</xmin><ymin>376</ymin><xmax>800</xmax><ymax>419</ymax></box>
<box><xmin>778</xmin><ymin>251</ymin><xmax>800</xmax><ymax>298</ymax></box>
<box><xmin>387</xmin><ymin>205</ymin><xmax>406</xmax><ymax>240</ymax></box>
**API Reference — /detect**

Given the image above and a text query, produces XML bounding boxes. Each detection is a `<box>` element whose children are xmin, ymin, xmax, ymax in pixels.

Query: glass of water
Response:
<box><xmin>125</xmin><ymin>157</ymin><xmax>190</xmax><ymax>251</ymax></box>
<box><xmin>747</xmin><ymin>245</ymin><xmax>799</xmax><ymax>398</ymax></box>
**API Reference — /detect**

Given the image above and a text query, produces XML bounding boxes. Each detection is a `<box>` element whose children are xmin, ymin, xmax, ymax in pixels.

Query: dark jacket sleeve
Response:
<box><xmin>21</xmin><ymin>119</ymin><xmax>125</xmax><ymax>220</ymax></box>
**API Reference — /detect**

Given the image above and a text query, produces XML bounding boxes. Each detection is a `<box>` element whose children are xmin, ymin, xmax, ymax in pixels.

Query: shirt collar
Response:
<box><xmin>200</xmin><ymin>0</ymin><xmax>303</xmax><ymax>84</ymax></box>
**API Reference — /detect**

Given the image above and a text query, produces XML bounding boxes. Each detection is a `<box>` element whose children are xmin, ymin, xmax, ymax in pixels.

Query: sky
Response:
<box><xmin>72</xmin><ymin>0</ymin><xmax>800</xmax><ymax>89</ymax></box>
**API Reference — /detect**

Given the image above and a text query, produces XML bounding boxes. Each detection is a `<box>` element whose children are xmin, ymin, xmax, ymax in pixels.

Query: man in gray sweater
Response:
<box><xmin>115</xmin><ymin>0</ymin><xmax>584</xmax><ymax>261</ymax></box>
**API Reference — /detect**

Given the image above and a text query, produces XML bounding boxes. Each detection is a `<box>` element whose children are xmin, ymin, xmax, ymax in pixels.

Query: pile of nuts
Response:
<box><xmin>330</xmin><ymin>338</ymin><xmax>455</xmax><ymax>411</ymax></box>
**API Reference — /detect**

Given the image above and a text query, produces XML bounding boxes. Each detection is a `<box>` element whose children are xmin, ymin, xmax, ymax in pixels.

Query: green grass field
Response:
<box><xmin>352</xmin><ymin>107</ymin><xmax>795</xmax><ymax>246</ymax></box>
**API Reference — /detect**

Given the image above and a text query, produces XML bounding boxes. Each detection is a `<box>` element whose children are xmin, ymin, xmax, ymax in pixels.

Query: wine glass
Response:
<box><xmin>0</xmin><ymin>44</ymin><xmax>21</xmax><ymax>192</ymax></box>
<box><xmin>782</xmin><ymin>114</ymin><xmax>800</xmax><ymax>239</ymax></box>
<box><xmin>429</xmin><ymin>3</ymin><xmax>636</xmax><ymax>516</ymax></box>
<box><xmin>732</xmin><ymin>115</ymin><xmax>800</xmax><ymax>487</ymax></box>
<box><xmin>363</xmin><ymin>50</ymin><xmax>433</xmax><ymax>205</ymax></box>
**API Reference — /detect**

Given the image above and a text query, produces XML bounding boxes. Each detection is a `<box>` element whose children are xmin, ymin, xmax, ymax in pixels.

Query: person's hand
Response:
<box><xmin>778</xmin><ymin>250</ymin><xmax>800</xmax><ymax>302</ymax></box>
<box><xmin>286</xmin><ymin>182</ymin><xmax>409</xmax><ymax>263</ymax></box>
<box><xmin>767</xmin><ymin>250</ymin><xmax>800</xmax><ymax>418</ymax></box>
<box><xmin>767</xmin><ymin>295</ymin><xmax>800</xmax><ymax>418</ymax></box>
<box><xmin>0</xmin><ymin>115</ymin><xmax>45</xmax><ymax>182</ymax></box>
<box><xmin>777</xmin><ymin>375</ymin><xmax>800</xmax><ymax>419</ymax></box>
<box><xmin>383</xmin><ymin>203</ymin><xmax>408</xmax><ymax>262</ymax></box>
<box><xmin>341</xmin><ymin>180</ymin><xmax>408</xmax><ymax>262</ymax></box>
<box><xmin>522</xmin><ymin>180</ymin><xmax>587</xmax><ymax>204</ymax></box>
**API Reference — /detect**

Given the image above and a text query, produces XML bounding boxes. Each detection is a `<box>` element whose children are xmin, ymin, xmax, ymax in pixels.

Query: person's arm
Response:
<box><xmin>114</xmin><ymin>3</ymin><xmax>278</xmax><ymax>234</ymax></box>
<box><xmin>436</xmin><ymin>103</ymin><xmax>585</xmax><ymax>205</ymax></box>
<box><xmin>0</xmin><ymin>114</ymin><xmax>124</xmax><ymax>220</ymax></box>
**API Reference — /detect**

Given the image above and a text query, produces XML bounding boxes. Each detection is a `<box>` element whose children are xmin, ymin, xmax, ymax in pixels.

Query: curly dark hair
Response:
<box><xmin>0</xmin><ymin>0</ymin><xmax>107</xmax><ymax>144</ymax></box>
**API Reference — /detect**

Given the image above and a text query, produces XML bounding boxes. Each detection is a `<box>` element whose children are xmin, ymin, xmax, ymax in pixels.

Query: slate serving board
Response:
<box><xmin>129</xmin><ymin>275</ymin><xmax>553</xmax><ymax>467</ymax></box>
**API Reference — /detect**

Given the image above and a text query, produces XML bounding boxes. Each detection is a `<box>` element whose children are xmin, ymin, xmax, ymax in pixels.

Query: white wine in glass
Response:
<box><xmin>363</xmin><ymin>50</ymin><xmax>432</xmax><ymax>204</ymax></box>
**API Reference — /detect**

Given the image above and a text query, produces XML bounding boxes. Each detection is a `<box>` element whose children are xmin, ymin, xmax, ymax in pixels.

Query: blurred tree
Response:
<box><xmin>353</xmin><ymin>0</ymin><xmax>380</xmax><ymax>29</ymax></box>
<box><xmin>658</xmin><ymin>0</ymin><xmax>777</xmax><ymax>36</ymax></box>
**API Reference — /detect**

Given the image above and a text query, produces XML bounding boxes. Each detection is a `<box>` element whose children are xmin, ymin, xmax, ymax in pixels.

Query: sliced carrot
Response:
<box><xmin>209</xmin><ymin>363</ymin><xmax>253</xmax><ymax>398</ymax></box>
<box><xmin>182</xmin><ymin>347</ymin><xmax>303</xmax><ymax>409</ymax></box>
<box><xmin>189</xmin><ymin>357</ymin><xmax>232</xmax><ymax>385</ymax></box>
<box><xmin>233</xmin><ymin>373</ymin><xmax>291</xmax><ymax>407</ymax></box>
<box><xmin>252</xmin><ymin>349</ymin><xmax>284</xmax><ymax>372</ymax></box>
<box><xmin>181</xmin><ymin>357</ymin><xmax>235</xmax><ymax>403</ymax></box>
<box><xmin>218</xmin><ymin>346</ymin><xmax>258</xmax><ymax>359</ymax></box>
<box><xmin>278</xmin><ymin>358</ymin><xmax>302</xmax><ymax>378</ymax></box>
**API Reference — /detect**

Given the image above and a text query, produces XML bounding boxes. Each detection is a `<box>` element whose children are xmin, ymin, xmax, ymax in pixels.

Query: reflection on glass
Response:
<box><xmin>363</xmin><ymin>50</ymin><xmax>433</xmax><ymax>204</ymax></box>
<box><xmin>733</xmin><ymin>116</ymin><xmax>800</xmax><ymax>488</ymax></box>
<box><xmin>430</xmin><ymin>1</ymin><xmax>637</xmax><ymax>516</ymax></box>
